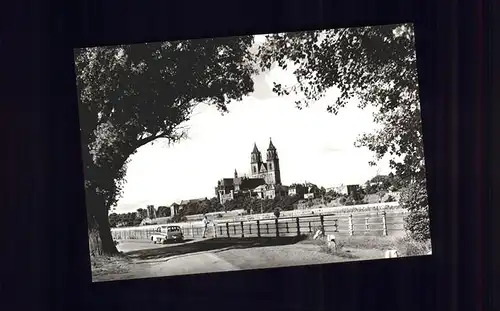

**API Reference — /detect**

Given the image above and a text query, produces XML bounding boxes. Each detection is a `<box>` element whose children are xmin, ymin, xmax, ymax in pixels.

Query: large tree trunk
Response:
<box><xmin>87</xmin><ymin>189</ymin><xmax>119</xmax><ymax>255</ymax></box>
<box><xmin>94</xmin><ymin>203</ymin><xmax>119</xmax><ymax>255</ymax></box>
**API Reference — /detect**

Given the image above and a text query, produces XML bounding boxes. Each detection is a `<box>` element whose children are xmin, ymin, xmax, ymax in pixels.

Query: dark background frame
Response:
<box><xmin>3</xmin><ymin>0</ymin><xmax>488</xmax><ymax>310</ymax></box>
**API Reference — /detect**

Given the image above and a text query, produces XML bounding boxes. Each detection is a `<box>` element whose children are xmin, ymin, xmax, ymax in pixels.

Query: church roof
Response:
<box><xmin>220</xmin><ymin>178</ymin><xmax>235</xmax><ymax>187</ymax></box>
<box><xmin>240</xmin><ymin>178</ymin><xmax>266</xmax><ymax>190</ymax></box>
<box><xmin>259</xmin><ymin>163</ymin><xmax>268</xmax><ymax>172</ymax></box>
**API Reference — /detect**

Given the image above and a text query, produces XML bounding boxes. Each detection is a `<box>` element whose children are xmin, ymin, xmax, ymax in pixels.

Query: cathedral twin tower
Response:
<box><xmin>217</xmin><ymin>138</ymin><xmax>284</xmax><ymax>204</ymax></box>
<box><xmin>249</xmin><ymin>138</ymin><xmax>282</xmax><ymax>186</ymax></box>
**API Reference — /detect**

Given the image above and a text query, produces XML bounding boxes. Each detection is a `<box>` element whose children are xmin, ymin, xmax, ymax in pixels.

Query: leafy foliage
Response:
<box><xmin>257</xmin><ymin>24</ymin><xmax>429</xmax><ymax>244</ymax></box>
<box><xmin>257</xmin><ymin>23</ymin><xmax>424</xmax><ymax>183</ymax></box>
<box><xmin>171</xmin><ymin>213</ymin><xmax>188</xmax><ymax>223</ymax></box>
<box><xmin>108</xmin><ymin>212</ymin><xmax>142</xmax><ymax>228</ymax></box>
<box><xmin>181</xmin><ymin>197</ymin><xmax>224</xmax><ymax>215</ymax></box>
<box><xmin>400</xmin><ymin>180</ymin><xmax>430</xmax><ymax>242</ymax></box>
<box><xmin>136</xmin><ymin>208</ymin><xmax>148</xmax><ymax>219</ymax></box>
<box><xmin>76</xmin><ymin>36</ymin><xmax>257</xmax><ymax>253</ymax></box>
<box><xmin>364</xmin><ymin>173</ymin><xmax>403</xmax><ymax>194</ymax></box>
<box><xmin>394</xmin><ymin>236</ymin><xmax>432</xmax><ymax>256</ymax></box>
<box><xmin>344</xmin><ymin>196</ymin><xmax>355</xmax><ymax>206</ymax></box>
<box><xmin>156</xmin><ymin>206</ymin><xmax>171</xmax><ymax>217</ymax></box>
<box><xmin>223</xmin><ymin>194</ymin><xmax>301</xmax><ymax>214</ymax></box>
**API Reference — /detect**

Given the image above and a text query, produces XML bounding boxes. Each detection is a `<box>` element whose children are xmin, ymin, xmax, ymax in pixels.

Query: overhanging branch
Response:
<box><xmin>137</xmin><ymin>131</ymin><xmax>168</xmax><ymax>147</ymax></box>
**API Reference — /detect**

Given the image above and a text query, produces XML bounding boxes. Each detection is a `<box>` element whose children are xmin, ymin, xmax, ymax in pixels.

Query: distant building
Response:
<box><xmin>326</xmin><ymin>184</ymin><xmax>348</xmax><ymax>195</ymax></box>
<box><xmin>259</xmin><ymin>184</ymin><xmax>289</xmax><ymax>200</ymax></box>
<box><xmin>146</xmin><ymin>205</ymin><xmax>156</xmax><ymax>219</ymax></box>
<box><xmin>288</xmin><ymin>184</ymin><xmax>306</xmax><ymax>197</ymax></box>
<box><xmin>304</xmin><ymin>193</ymin><xmax>315</xmax><ymax>199</ymax></box>
<box><xmin>346</xmin><ymin>184</ymin><xmax>361</xmax><ymax>197</ymax></box>
<box><xmin>215</xmin><ymin>138</ymin><xmax>286</xmax><ymax>204</ymax></box>
<box><xmin>170</xmin><ymin>203</ymin><xmax>180</xmax><ymax>217</ymax></box>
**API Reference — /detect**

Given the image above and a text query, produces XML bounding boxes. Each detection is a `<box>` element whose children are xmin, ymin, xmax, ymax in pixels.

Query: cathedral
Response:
<box><xmin>215</xmin><ymin>138</ymin><xmax>288</xmax><ymax>204</ymax></box>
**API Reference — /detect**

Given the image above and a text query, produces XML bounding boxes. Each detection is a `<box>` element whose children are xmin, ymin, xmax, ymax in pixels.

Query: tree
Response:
<box><xmin>76</xmin><ymin>36</ymin><xmax>257</xmax><ymax>254</ymax></box>
<box><xmin>377</xmin><ymin>190</ymin><xmax>388</xmax><ymax>202</ymax></box>
<box><xmin>171</xmin><ymin>209</ymin><xmax>188</xmax><ymax>223</ymax></box>
<box><xmin>257</xmin><ymin>24</ymin><xmax>429</xmax><ymax>240</ymax></box>
<box><xmin>400</xmin><ymin>179</ymin><xmax>430</xmax><ymax>241</ymax></box>
<box><xmin>257</xmin><ymin>23</ymin><xmax>424</xmax><ymax>184</ymax></box>
<box><xmin>325</xmin><ymin>189</ymin><xmax>340</xmax><ymax>199</ymax></box>
<box><xmin>344</xmin><ymin>196</ymin><xmax>355</xmax><ymax>206</ymax></box>
<box><xmin>108</xmin><ymin>213</ymin><xmax>119</xmax><ymax>228</ymax></box>
<box><xmin>136</xmin><ymin>208</ymin><xmax>147</xmax><ymax>220</ymax></box>
<box><xmin>208</xmin><ymin>197</ymin><xmax>223</xmax><ymax>212</ymax></box>
<box><xmin>156</xmin><ymin>206</ymin><xmax>171</xmax><ymax>217</ymax></box>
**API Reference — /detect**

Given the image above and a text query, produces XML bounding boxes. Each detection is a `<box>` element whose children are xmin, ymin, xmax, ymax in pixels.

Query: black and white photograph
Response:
<box><xmin>75</xmin><ymin>23</ymin><xmax>432</xmax><ymax>283</ymax></box>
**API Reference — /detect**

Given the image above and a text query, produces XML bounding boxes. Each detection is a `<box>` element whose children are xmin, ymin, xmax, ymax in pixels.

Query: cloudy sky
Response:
<box><xmin>111</xmin><ymin>35</ymin><xmax>398</xmax><ymax>214</ymax></box>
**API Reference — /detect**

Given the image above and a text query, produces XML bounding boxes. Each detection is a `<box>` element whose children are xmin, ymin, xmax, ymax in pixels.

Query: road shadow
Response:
<box><xmin>162</xmin><ymin>238</ymin><xmax>194</xmax><ymax>245</ymax></box>
<box><xmin>117</xmin><ymin>238</ymin><xmax>195</xmax><ymax>244</ymax></box>
<box><xmin>125</xmin><ymin>236</ymin><xmax>308</xmax><ymax>261</ymax></box>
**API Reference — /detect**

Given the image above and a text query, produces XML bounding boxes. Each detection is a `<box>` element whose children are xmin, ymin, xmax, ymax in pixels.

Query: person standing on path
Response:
<box><xmin>202</xmin><ymin>214</ymin><xmax>210</xmax><ymax>238</ymax></box>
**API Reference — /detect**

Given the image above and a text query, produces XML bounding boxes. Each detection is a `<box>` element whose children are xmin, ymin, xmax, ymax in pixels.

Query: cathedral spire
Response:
<box><xmin>267</xmin><ymin>137</ymin><xmax>276</xmax><ymax>150</ymax></box>
<box><xmin>252</xmin><ymin>142</ymin><xmax>260</xmax><ymax>154</ymax></box>
<box><xmin>266</xmin><ymin>137</ymin><xmax>278</xmax><ymax>161</ymax></box>
<box><xmin>234</xmin><ymin>169</ymin><xmax>238</xmax><ymax>178</ymax></box>
<box><xmin>251</xmin><ymin>142</ymin><xmax>262</xmax><ymax>164</ymax></box>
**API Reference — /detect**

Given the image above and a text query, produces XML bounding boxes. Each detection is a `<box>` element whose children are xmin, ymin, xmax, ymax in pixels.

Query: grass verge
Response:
<box><xmin>301</xmin><ymin>232</ymin><xmax>431</xmax><ymax>258</ymax></box>
<box><xmin>319</xmin><ymin>241</ymin><xmax>359</xmax><ymax>259</ymax></box>
<box><xmin>89</xmin><ymin>229</ymin><xmax>132</xmax><ymax>278</ymax></box>
<box><xmin>90</xmin><ymin>253</ymin><xmax>132</xmax><ymax>277</ymax></box>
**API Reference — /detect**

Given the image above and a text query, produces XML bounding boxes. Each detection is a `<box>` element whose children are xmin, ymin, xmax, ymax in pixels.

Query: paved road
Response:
<box><xmin>146</xmin><ymin>252</ymin><xmax>240</xmax><ymax>277</ymax></box>
<box><xmin>96</xmin><ymin>240</ymin><xmax>341</xmax><ymax>282</ymax></box>
<box><xmin>95</xmin><ymin>238</ymin><xmax>389</xmax><ymax>282</ymax></box>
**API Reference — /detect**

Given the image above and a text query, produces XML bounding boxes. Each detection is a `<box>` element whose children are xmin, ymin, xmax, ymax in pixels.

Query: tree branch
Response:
<box><xmin>137</xmin><ymin>131</ymin><xmax>168</xmax><ymax>147</ymax></box>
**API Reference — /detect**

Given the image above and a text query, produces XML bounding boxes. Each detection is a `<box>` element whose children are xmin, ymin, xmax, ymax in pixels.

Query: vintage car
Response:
<box><xmin>150</xmin><ymin>225</ymin><xmax>184</xmax><ymax>244</ymax></box>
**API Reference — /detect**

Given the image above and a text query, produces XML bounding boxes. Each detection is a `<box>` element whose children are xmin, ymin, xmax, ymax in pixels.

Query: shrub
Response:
<box><xmin>394</xmin><ymin>236</ymin><xmax>432</xmax><ymax>256</ymax></box>
<box><xmin>318</xmin><ymin>238</ymin><xmax>358</xmax><ymax>259</ymax></box>
<box><xmin>400</xmin><ymin>180</ymin><xmax>430</xmax><ymax>242</ymax></box>
<box><xmin>345</xmin><ymin>196</ymin><xmax>355</xmax><ymax>206</ymax></box>
<box><xmin>171</xmin><ymin>214</ymin><xmax>188</xmax><ymax>223</ymax></box>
